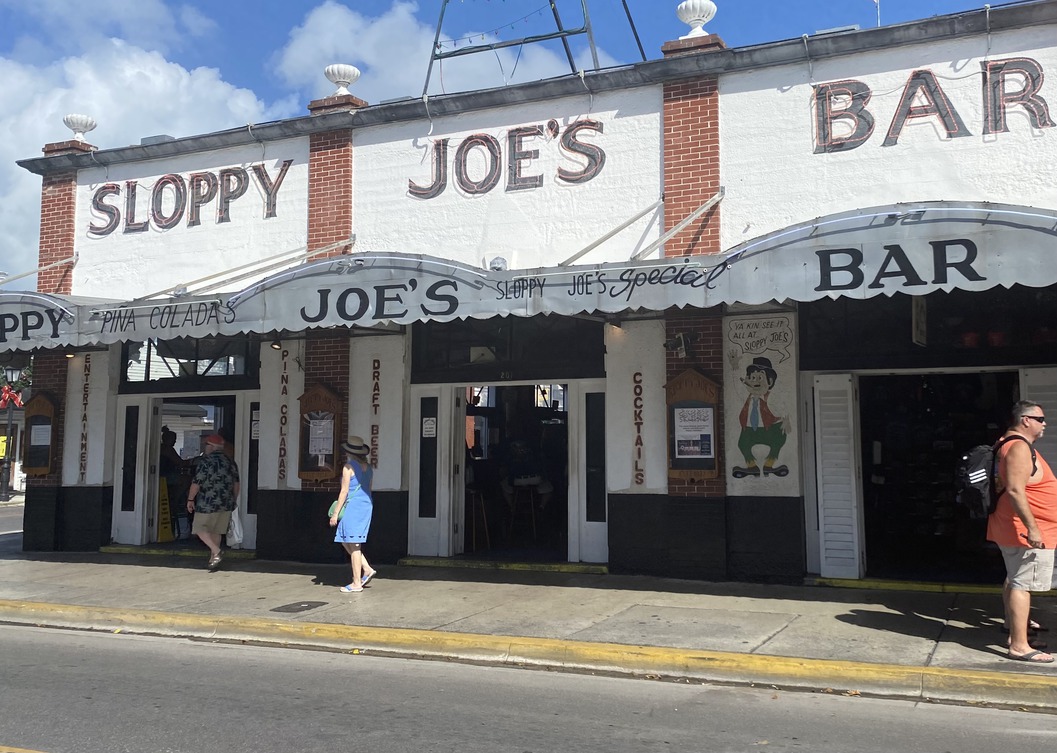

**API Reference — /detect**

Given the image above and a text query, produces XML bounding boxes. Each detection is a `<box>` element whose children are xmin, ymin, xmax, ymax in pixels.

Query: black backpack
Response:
<box><xmin>955</xmin><ymin>435</ymin><xmax>1037</xmax><ymax>520</ymax></box>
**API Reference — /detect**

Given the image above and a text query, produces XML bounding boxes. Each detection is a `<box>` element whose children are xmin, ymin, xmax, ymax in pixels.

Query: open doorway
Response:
<box><xmin>463</xmin><ymin>383</ymin><xmax>568</xmax><ymax>560</ymax></box>
<box><xmin>153</xmin><ymin>395</ymin><xmax>237</xmax><ymax>545</ymax></box>
<box><xmin>858</xmin><ymin>371</ymin><xmax>1016</xmax><ymax>582</ymax></box>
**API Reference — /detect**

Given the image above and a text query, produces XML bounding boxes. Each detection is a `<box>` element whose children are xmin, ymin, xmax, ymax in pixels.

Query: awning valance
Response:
<box><xmin>2</xmin><ymin>201</ymin><xmax>1053</xmax><ymax>354</ymax></box>
<box><xmin>0</xmin><ymin>292</ymin><xmax>119</xmax><ymax>352</ymax></box>
<box><xmin>706</xmin><ymin>200</ymin><xmax>1057</xmax><ymax>305</ymax></box>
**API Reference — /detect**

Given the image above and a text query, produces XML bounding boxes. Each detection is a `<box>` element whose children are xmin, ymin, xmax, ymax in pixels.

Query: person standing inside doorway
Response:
<box><xmin>329</xmin><ymin>436</ymin><xmax>377</xmax><ymax>593</ymax></box>
<box><xmin>160</xmin><ymin>426</ymin><xmax>190</xmax><ymax>539</ymax></box>
<box><xmin>187</xmin><ymin>433</ymin><xmax>240</xmax><ymax>571</ymax></box>
<box><xmin>987</xmin><ymin>400</ymin><xmax>1057</xmax><ymax>663</ymax></box>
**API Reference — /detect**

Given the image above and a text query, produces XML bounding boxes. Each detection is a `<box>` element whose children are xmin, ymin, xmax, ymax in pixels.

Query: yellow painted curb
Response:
<box><xmin>398</xmin><ymin>556</ymin><xmax>607</xmax><ymax>575</ymax></box>
<box><xmin>1</xmin><ymin>599</ymin><xmax>1055</xmax><ymax>709</ymax></box>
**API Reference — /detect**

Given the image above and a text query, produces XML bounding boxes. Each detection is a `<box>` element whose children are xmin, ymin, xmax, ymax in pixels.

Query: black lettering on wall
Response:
<box><xmin>217</xmin><ymin>167</ymin><xmax>249</xmax><ymax>223</ymax></box>
<box><xmin>187</xmin><ymin>172</ymin><xmax>219</xmax><ymax>227</ymax></box>
<box><xmin>883</xmin><ymin>70</ymin><xmax>972</xmax><ymax>146</ymax></box>
<box><xmin>813</xmin><ymin>80</ymin><xmax>875</xmax><ymax>153</ymax></box>
<box><xmin>89</xmin><ymin>183</ymin><xmax>121</xmax><ymax>236</ymax></box>
<box><xmin>454</xmin><ymin>134</ymin><xmax>502</xmax><ymax>194</ymax></box>
<box><xmin>558</xmin><ymin>120</ymin><xmax>606</xmax><ymax>183</ymax></box>
<box><xmin>409</xmin><ymin>138</ymin><xmax>449</xmax><ymax>199</ymax></box>
<box><xmin>982</xmin><ymin>58</ymin><xmax>1056</xmax><ymax>135</ymax></box>
<box><xmin>251</xmin><ymin>160</ymin><xmax>294</xmax><ymax>219</ymax></box>
<box><xmin>123</xmin><ymin>181</ymin><xmax>149</xmax><ymax>234</ymax></box>
<box><xmin>506</xmin><ymin>126</ymin><xmax>544</xmax><ymax>192</ymax></box>
<box><xmin>151</xmin><ymin>174</ymin><xmax>187</xmax><ymax>230</ymax></box>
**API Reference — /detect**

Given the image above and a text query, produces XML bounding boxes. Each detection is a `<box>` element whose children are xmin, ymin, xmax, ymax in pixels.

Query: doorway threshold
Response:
<box><xmin>100</xmin><ymin>543</ymin><xmax>256</xmax><ymax>561</ymax></box>
<box><xmin>398</xmin><ymin>556</ymin><xmax>607</xmax><ymax>575</ymax></box>
<box><xmin>805</xmin><ymin>576</ymin><xmax>1005</xmax><ymax>595</ymax></box>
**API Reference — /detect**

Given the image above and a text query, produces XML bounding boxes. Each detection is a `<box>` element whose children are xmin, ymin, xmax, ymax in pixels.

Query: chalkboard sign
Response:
<box><xmin>22</xmin><ymin>391</ymin><xmax>57</xmax><ymax>476</ymax></box>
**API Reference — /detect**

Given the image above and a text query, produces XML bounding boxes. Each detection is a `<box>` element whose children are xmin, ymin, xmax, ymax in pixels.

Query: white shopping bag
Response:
<box><xmin>227</xmin><ymin>506</ymin><xmax>243</xmax><ymax>548</ymax></box>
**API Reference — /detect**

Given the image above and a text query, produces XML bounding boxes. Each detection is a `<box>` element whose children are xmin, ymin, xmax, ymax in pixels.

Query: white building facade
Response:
<box><xmin>3</xmin><ymin>1</ymin><xmax>1055</xmax><ymax>582</ymax></box>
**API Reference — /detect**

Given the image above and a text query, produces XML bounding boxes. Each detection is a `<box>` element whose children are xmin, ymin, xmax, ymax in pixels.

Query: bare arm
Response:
<box><xmin>329</xmin><ymin>464</ymin><xmax>353</xmax><ymax>527</ymax></box>
<box><xmin>186</xmin><ymin>481</ymin><xmax>200</xmax><ymax>513</ymax></box>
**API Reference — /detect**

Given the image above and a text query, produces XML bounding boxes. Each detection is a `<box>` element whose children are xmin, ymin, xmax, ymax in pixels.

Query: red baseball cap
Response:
<box><xmin>204</xmin><ymin>434</ymin><xmax>225</xmax><ymax>446</ymax></box>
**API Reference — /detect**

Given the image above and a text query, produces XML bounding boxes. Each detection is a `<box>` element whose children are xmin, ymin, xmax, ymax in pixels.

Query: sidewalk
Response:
<box><xmin>0</xmin><ymin>545</ymin><xmax>1055</xmax><ymax>710</ymax></box>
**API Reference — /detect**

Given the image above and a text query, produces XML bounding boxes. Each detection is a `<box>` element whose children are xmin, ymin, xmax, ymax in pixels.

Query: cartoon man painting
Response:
<box><xmin>731</xmin><ymin>355</ymin><xmax>791</xmax><ymax>479</ymax></box>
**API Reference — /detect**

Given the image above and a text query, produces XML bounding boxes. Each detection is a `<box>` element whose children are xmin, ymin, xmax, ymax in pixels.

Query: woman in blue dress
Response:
<box><xmin>328</xmin><ymin>436</ymin><xmax>377</xmax><ymax>593</ymax></box>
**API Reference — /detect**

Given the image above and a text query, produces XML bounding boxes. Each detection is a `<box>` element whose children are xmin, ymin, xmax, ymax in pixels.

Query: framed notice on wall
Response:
<box><xmin>22</xmin><ymin>391</ymin><xmax>58</xmax><ymax>476</ymax></box>
<box><xmin>666</xmin><ymin>369</ymin><xmax>720</xmax><ymax>480</ymax></box>
<box><xmin>298</xmin><ymin>383</ymin><xmax>342</xmax><ymax>481</ymax></box>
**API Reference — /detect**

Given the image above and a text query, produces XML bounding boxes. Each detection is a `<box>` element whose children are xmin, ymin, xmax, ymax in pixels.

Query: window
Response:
<box><xmin>121</xmin><ymin>336</ymin><xmax>259</xmax><ymax>392</ymax></box>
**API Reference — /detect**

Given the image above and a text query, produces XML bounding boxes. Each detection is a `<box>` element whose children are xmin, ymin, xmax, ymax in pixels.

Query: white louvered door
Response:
<box><xmin>813</xmin><ymin>374</ymin><xmax>865</xmax><ymax>579</ymax></box>
<box><xmin>1021</xmin><ymin>368</ymin><xmax>1057</xmax><ymax>465</ymax></box>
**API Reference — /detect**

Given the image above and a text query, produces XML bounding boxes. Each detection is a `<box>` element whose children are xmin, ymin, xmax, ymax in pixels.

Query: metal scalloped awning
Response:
<box><xmin>3</xmin><ymin>201</ymin><xmax>1053</xmax><ymax>353</ymax></box>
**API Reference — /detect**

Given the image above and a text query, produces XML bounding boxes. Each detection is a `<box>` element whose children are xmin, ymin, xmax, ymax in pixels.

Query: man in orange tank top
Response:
<box><xmin>986</xmin><ymin>400</ymin><xmax>1057</xmax><ymax>663</ymax></box>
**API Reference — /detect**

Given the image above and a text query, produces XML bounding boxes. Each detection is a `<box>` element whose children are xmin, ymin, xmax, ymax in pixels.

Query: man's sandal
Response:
<box><xmin>1008</xmin><ymin>649</ymin><xmax>1054</xmax><ymax>663</ymax></box>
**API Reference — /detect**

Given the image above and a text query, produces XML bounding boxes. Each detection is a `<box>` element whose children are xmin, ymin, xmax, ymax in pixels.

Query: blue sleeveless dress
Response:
<box><xmin>334</xmin><ymin>461</ymin><xmax>374</xmax><ymax>544</ymax></box>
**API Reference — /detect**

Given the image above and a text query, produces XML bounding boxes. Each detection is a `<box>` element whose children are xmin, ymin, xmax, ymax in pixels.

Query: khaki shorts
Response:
<box><xmin>999</xmin><ymin>545</ymin><xmax>1055</xmax><ymax>591</ymax></box>
<box><xmin>192</xmin><ymin>511</ymin><xmax>232</xmax><ymax>536</ymax></box>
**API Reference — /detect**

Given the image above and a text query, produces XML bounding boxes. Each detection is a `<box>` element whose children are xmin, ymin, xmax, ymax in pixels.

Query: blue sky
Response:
<box><xmin>0</xmin><ymin>0</ymin><xmax>998</xmax><ymax>282</ymax></box>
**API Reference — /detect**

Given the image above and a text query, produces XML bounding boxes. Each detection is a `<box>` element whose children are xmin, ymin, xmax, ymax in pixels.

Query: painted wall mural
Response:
<box><xmin>724</xmin><ymin>313</ymin><xmax>800</xmax><ymax>496</ymax></box>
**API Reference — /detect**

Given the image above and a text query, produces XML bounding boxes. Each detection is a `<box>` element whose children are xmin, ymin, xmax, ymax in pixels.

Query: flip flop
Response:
<box><xmin>361</xmin><ymin>570</ymin><xmax>376</xmax><ymax>587</ymax></box>
<box><xmin>1007</xmin><ymin>649</ymin><xmax>1054</xmax><ymax>663</ymax></box>
<box><xmin>339</xmin><ymin>584</ymin><xmax>364</xmax><ymax>593</ymax></box>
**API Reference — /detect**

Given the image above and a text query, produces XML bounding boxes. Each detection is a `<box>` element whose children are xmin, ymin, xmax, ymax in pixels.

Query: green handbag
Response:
<box><xmin>328</xmin><ymin>500</ymin><xmax>345</xmax><ymax>521</ymax></box>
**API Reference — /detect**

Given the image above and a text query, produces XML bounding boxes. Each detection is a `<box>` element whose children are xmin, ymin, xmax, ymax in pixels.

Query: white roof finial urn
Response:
<box><xmin>677</xmin><ymin>0</ymin><xmax>717</xmax><ymax>39</ymax></box>
<box><xmin>324</xmin><ymin>64</ymin><xmax>361</xmax><ymax>97</ymax></box>
<box><xmin>62</xmin><ymin>113</ymin><xmax>97</xmax><ymax>142</ymax></box>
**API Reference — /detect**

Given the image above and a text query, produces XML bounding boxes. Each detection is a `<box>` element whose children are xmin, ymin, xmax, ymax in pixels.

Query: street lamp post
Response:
<box><xmin>0</xmin><ymin>365</ymin><xmax>24</xmax><ymax>503</ymax></box>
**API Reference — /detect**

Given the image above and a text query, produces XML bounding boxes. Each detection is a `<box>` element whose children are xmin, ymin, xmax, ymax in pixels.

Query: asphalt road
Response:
<box><xmin>1</xmin><ymin>624</ymin><xmax>1056</xmax><ymax>753</ymax></box>
<box><xmin>0</xmin><ymin>503</ymin><xmax>21</xmax><ymax>557</ymax></box>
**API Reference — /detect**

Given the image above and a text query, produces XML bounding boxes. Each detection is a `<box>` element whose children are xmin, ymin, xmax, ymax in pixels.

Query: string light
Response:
<box><xmin>437</xmin><ymin>3</ymin><xmax>550</xmax><ymax>51</ymax></box>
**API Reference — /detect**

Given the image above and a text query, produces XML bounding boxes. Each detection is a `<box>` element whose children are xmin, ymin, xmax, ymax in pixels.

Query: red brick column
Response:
<box><xmin>301</xmin><ymin>98</ymin><xmax>362</xmax><ymax>492</ymax></box>
<box><xmin>661</xmin><ymin>36</ymin><xmax>727</xmax><ymax>497</ymax></box>
<box><xmin>307</xmin><ymin>130</ymin><xmax>354</xmax><ymax>258</ymax></box>
<box><xmin>35</xmin><ymin>140</ymin><xmax>95</xmax><ymax>294</ymax></box>
<box><xmin>662</xmin><ymin>76</ymin><xmax>721</xmax><ymax>257</ymax></box>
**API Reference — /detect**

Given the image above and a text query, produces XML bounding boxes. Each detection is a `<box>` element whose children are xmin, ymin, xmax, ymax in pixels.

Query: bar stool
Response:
<box><xmin>466</xmin><ymin>484</ymin><xmax>490</xmax><ymax>551</ymax></box>
<box><xmin>508</xmin><ymin>484</ymin><xmax>537</xmax><ymax>541</ymax></box>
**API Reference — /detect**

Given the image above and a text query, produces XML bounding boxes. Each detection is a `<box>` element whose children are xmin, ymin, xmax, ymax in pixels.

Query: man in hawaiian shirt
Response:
<box><xmin>186</xmin><ymin>433</ymin><xmax>240</xmax><ymax>570</ymax></box>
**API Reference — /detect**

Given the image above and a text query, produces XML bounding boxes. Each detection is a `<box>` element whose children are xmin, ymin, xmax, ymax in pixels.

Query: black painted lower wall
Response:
<box><xmin>256</xmin><ymin>489</ymin><xmax>409</xmax><ymax>565</ymax></box>
<box><xmin>609</xmin><ymin>494</ymin><xmax>805</xmax><ymax>583</ymax></box>
<box><xmin>23</xmin><ymin>485</ymin><xmax>114</xmax><ymax>552</ymax></box>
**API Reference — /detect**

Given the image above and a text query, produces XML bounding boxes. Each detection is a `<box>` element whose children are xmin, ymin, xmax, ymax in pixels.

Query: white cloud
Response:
<box><xmin>0</xmin><ymin>0</ymin><xmax>210</xmax><ymax>58</ymax></box>
<box><xmin>273</xmin><ymin>0</ymin><xmax>611</xmax><ymax>105</ymax></box>
<box><xmin>0</xmin><ymin>41</ymin><xmax>277</xmax><ymax>284</ymax></box>
<box><xmin>0</xmin><ymin>0</ymin><xmax>623</xmax><ymax>287</ymax></box>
